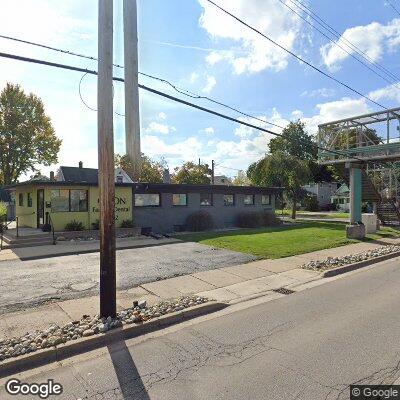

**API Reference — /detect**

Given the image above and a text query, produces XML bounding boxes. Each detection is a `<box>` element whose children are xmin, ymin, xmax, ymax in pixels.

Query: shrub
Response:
<box><xmin>120</xmin><ymin>219</ymin><xmax>135</xmax><ymax>228</ymax></box>
<box><xmin>65</xmin><ymin>220</ymin><xmax>84</xmax><ymax>231</ymax></box>
<box><xmin>0</xmin><ymin>202</ymin><xmax>7</xmax><ymax>220</ymax></box>
<box><xmin>186</xmin><ymin>210</ymin><xmax>214</xmax><ymax>232</ymax></box>
<box><xmin>91</xmin><ymin>219</ymin><xmax>100</xmax><ymax>230</ymax></box>
<box><xmin>236</xmin><ymin>211</ymin><xmax>281</xmax><ymax>228</ymax></box>
<box><xmin>303</xmin><ymin>195</ymin><xmax>319</xmax><ymax>212</ymax></box>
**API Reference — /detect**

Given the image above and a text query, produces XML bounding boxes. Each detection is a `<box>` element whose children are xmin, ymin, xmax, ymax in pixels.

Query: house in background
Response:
<box><xmin>302</xmin><ymin>182</ymin><xmax>340</xmax><ymax>209</ymax></box>
<box><xmin>213</xmin><ymin>175</ymin><xmax>232</xmax><ymax>185</ymax></box>
<box><xmin>331</xmin><ymin>184</ymin><xmax>350</xmax><ymax>211</ymax></box>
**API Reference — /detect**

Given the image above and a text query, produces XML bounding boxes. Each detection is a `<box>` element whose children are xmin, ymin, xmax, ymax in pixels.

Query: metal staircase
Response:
<box><xmin>336</xmin><ymin>165</ymin><xmax>400</xmax><ymax>226</ymax></box>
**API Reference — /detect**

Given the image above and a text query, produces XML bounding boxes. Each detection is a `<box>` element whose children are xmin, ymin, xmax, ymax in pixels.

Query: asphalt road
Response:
<box><xmin>0</xmin><ymin>242</ymin><xmax>255</xmax><ymax>314</ymax></box>
<box><xmin>2</xmin><ymin>257</ymin><xmax>400</xmax><ymax>399</ymax></box>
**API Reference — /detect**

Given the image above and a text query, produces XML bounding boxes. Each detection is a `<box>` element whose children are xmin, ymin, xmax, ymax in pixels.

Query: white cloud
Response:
<box><xmin>189</xmin><ymin>72</ymin><xmax>199</xmax><ymax>83</ymax></box>
<box><xmin>320</xmin><ymin>18</ymin><xmax>400</xmax><ymax>70</ymax></box>
<box><xmin>369</xmin><ymin>82</ymin><xmax>400</xmax><ymax>103</ymax></box>
<box><xmin>202</xmin><ymin>75</ymin><xmax>217</xmax><ymax>93</ymax></box>
<box><xmin>157</xmin><ymin>112</ymin><xmax>167</xmax><ymax>120</ymax></box>
<box><xmin>203</xmin><ymin>127</ymin><xmax>215</xmax><ymax>135</ymax></box>
<box><xmin>198</xmin><ymin>0</ymin><xmax>302</xmax><ymax>74</ymax></box>
<box><xmin>145</xmin><ymin>122</ymin><xmax>176</xmax><ymax>135</ymax></box>
<box><xmin>301</xmin><ymin>88</ymin><xmax>336</xmax><ymax>98</ymax></box>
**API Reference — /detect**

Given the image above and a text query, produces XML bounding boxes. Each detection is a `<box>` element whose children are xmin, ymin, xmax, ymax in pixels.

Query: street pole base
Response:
<box><xmin>346</xmin><ymin>224</ymin><xmax>366</xmax><ymax>239</ymax></box>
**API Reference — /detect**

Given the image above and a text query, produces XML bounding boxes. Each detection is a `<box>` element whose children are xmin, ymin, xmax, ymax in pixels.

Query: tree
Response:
<box><xmin>172</xmin><ymin>162</ymin><xmax>212</xmax><ymax>184</ymax></box>
<box><xmin>0</xmin><ymin>83</ymin><xmax>61</xmax><ymax>185</ymax></box>
<box><xmin>115</xmin><ymin>153</ymin><xmax>166</xmax><ymax>183</ymax></box>
<box><xmin>270</xmin><ymin>120</ymin><xmax>334</xmax><ymax>183</ymax></box>
<box><xmin>232</xmin><ymin>170</ymin><xmax>251</xmax><ymax>186</ymax></box>
<box><xmin>248</xmin><ymin>151</ymin><xmax>311</xmax><ymax>219</ymax></box>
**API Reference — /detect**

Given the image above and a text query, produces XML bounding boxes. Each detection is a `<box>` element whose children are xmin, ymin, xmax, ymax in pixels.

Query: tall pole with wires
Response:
<box><xmin>123</xmin><ymin>0</ymin><xmax>141</xmax><ymax>181</ymax></box>
<box><xmin>98</xmin><ymin>0</ymin><xmax>116</xmax><ymax>318</ymax></box>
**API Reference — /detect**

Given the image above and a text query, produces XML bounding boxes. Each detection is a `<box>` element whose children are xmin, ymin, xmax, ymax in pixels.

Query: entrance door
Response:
<box><xmin>37</xmin><ymin>189</ymin><xmax>45</xmax><ymax>228</ymax></box>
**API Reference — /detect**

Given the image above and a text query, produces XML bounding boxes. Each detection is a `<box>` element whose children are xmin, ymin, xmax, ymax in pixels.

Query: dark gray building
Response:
<box><xmin>132</xmin><ymin>183</ymin><xmax>281</xmax><ymax>233</ymax></box>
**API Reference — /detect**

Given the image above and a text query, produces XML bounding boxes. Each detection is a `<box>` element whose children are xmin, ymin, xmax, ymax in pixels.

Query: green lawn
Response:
<box><xmin>276</xmin><ymin>210</ymin><xmax>350</xmax><ymax>219</ymax></box>
<box><xmin>175</xmin><ymin>221</ymin><xmax>399</xmax><ymax>259</ymax></box>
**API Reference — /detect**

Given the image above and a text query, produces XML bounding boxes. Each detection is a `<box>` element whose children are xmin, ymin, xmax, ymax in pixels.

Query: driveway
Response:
<box><xmin>0</xmin><ymin>242</ymin><xmax>255</xmax><ymax>314</ymax></box>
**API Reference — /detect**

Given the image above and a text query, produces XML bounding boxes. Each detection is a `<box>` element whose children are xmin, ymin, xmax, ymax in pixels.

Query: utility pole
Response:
<box><xmin>98</xmin><ymin>0</ymin><xmax>116</xmax><ymax>318</ymax></box>
<box><xmin>211</xmin><ymin>160</ymin><xmax>215</xmax><ymax>184</ymax></box>
<box><xmin>123</xmin><ymin>0</ymin><xmax>141</xmax><ymax>181</ymax></box>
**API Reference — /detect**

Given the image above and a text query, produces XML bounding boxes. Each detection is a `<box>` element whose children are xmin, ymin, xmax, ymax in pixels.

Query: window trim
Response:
<box><xmin>261</xmin><ymin>194</ymin><xmax>271</xmax><ymax>206</ymax></box>
<box><xmin>134</xmin><ymin>193</ymin><xmax>161</xmax><ymax>207</ymax></box>
<box><xmin>200</xmin><ymin>193</ymin><xmax>213</xmax><ymax>206</ymax></box>
<box><xmin>243</xmin><ymin>194</ymin><xmax>255</xmax><ymax>205</ymax></box>
<box><xmin>223</xmin><ymin>194</ymin><xmax>235</xmax><ymax>206</ymax></box>
<box><xmin>18</xmin><ymin>193</ymin><xmax>24</xmax><ymax>207</ymax></box>
<box><xmin>50</xmin><ymin>189</ymin><xmax>88</xmax><ymax>213</ymax></box>
<box><xmin>172</xmin><ymin>193</ymin><xmax>188</xmax><ymax>207</ymax></box>
<box><xmin>27</xmin><ymin>193</ymin><xmax>33</xmax><ymax>208</ymax></box>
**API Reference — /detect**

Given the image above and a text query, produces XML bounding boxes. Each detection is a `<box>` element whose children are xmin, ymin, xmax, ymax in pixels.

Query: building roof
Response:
<box><xmin>0</xmin><ymin>187</ymin><xmax>11</xmax><ymax>202</ymax></box>
<box><xmin>59</xmin><ymin>166</ymin><xmax>99</xmax><ymax>183</ymax></box>
<box><xmin>6</xmin><ymin>180</ymin><xmax>283</xmax><ymax>195</ymax></box>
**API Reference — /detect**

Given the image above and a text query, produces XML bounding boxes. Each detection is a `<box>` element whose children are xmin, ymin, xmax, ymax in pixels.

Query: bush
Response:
<box><xmin>91</xmin><ymin>219</ymin><xmax>100</xmax><ymax>230</ymax></box>
<box><xmin>303</xmin><ymin>195</ymin><xmax>319</xmax><ymax>212</ymax></box>
<box><xmin>65</xmin><ymin>220</ymin><xmax>84</xmax><ymax>231</ymax></box>
<box><xmin>0</xmin><ymin>202</ymin><xmax>6</xmax><ymax>219</ymax></box>
<box><xmin>120</xmin><ymin>219</ymin><xmax>135</xmax><ymax>228</ymax></box>
<box><xmin>236</xmin><ymin>211</ymin><xmax>281</xmax><ymax>228</ymax></box>
<box><xmin>186</xmin><ymin>210</ymin><xmax>214</xmax><ymax>232</ymax></box>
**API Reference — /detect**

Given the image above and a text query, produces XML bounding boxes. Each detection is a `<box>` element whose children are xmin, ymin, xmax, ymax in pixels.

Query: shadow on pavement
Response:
<box><xmin>108</xmin><ymin>340</ymin><xmax>151</xmax><ymax>400</ymax></box>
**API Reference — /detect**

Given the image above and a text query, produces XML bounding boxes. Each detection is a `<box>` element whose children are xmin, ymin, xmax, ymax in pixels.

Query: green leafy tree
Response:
<box><xmin>0</xmin><ymin>83</ymin><xmax>61</xmax><ymax>185</ymax></box>
<box><xmin>270</xmin><ymin>120</ymin><xmax>334</xmax><ymax>183</ymax></box>
<box><xmin>115</xmin><ymin>153</ymin><xmax>166</xmax><ymax>183</ymax></box>
<box><xmin>232</xmin><ymin>170</ymin><xmax>251</xmax><ymax>186</ymax></box>
<box><xmin>172</xmin><ymin>162</ymin><xmax>212</xmax><ymax>184</ymax></box>
<box><xmin>248</xmin><ymin>151</ymin><xmax>311</xmax><ymax>219</ymax></box>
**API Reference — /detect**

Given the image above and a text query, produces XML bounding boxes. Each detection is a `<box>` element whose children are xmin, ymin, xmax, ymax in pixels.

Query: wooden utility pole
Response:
<box><xmin>98</xmin><ymin>0</ymin><xmax>116</xmax><ymax>318</ymax></box>
<box><xmin>211</xmin><ymin>160</ymin><xmax>215</xmax><ymax>184</ymax></box>
<box><xmin>123</xmin><ymin>0</ymin><xmax>141</xmax><ymax>181</ymax></box>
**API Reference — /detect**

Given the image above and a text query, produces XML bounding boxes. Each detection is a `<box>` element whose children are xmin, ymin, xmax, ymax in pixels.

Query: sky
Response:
<box><xmin>1</xmin><ymin>0</ymin><xmax>400</xmax><ymax>180</ymax></box>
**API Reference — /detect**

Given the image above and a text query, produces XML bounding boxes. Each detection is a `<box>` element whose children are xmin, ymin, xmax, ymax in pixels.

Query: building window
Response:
<box><xmin>200</xmin><ymin>193</ymin><xmax>213</xmax><ymax>206</ymax></box>
<box><xmin>134</xmin><ymin>193</ymin><xmax>160</xmax><ymax>207</ymax></box>
<box><xmin>244</xmin><ymin>194</ymin><xmax>255</xmax><ymax>205</ymax></box>
<box><xmin>70</xmin><ymin>190</ymin><xmax>88</xmax><ymax>212</ymax></box>
<box><xmin>261</xmin><ymin>194</ymin><xmax>271</xmax><ymax>205</ymax></box>
<box><xmin>223</xmin><ymin>194</ymin><xmax>234</xmax><ymax>206</ymax></box>
<box><xmin>18</xmin><ymin>193</ymin><xmax>23</xmax><ymax>207</ymax></box>
<box><xmin>116</xmin><ymin>175</ymin><xmax>123</xmax><ymax>183</ymax></box>
<box><xmin>51</xmin><ymin>189</ymin><xmax>70</xmax><ymax>212</ymax></box>
<box><xmin>27</xmin><ymin>193</ymin><xmax>33</xmax><ymax>207</ymax></box>
<box><xmin>173</xmin><ymin>194</ymin><xmax>187</xmax><ymax>206</ymax></box>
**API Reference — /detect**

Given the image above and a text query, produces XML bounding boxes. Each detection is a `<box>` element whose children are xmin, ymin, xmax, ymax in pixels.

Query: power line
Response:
<box><xmin>277</xmin><ymin>0</ymin><xmax>400</xmax><ymax>89</ymax></box>
<box><xmin>387</xmin><ymin>0</ymin><xmax>400</xmax><ymax>17</ymax></box>
<box><xmin>205</xmin><ymin>0</ymin><xmax>388</xmax><ymax>110</ymax></box>
<box><xmin>0</xmin><ymin>33</ymin><xmax>283</xmax><ymax>130</ymax></box>
<box><xmin>290</xmin><ymin>0</ymin><xmax>400</xmax><ymax>83</ymax></box>
<box><xmin>0</xmin><ymin>50</ymin><xmax>364</xmax><ymax>163</ymax></box>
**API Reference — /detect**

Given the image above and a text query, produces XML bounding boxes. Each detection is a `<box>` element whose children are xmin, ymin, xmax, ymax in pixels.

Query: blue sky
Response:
<box><xmin>1</xmin><ymin>0</ymin><xmax>400</xmax><ymax>179</ymax></box>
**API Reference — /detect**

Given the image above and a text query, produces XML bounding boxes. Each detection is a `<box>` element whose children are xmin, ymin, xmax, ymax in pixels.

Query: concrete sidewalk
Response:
<box><xmin>0</xmin><ymin>239</ymin><xmax>396</xmax><ymax>340</ymax></box>
<box><xmin>0</xmin><ymin>236</ymin><xmax>181</xmax><ymax>261</ymax></box>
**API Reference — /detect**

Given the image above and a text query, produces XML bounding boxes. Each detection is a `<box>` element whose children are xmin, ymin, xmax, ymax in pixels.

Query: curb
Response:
<box><xmin>321</xmin><ymin>250</ymin><xmax>400</xmax><ymax>278</ymax></box>
<box><xmin>15</xmin><ymin>239</ymin><xmax>182</xmax><ymax>261</ymax></box>
<box><xmin>0</xmin><ymin>301</ymin><xmax>227</xmax><ymax>378</ymax></box>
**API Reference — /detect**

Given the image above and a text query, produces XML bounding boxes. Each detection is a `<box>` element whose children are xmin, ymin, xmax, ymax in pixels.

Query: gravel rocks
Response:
<box><xmin>0</xmin><ymin>295</ymin><xmax>208</xmax><ymax>362</ymax></box>
<box><xmin>302</xmin><ymin>244</ymin><xmax>400</xmax><ymax>271</ymax></box>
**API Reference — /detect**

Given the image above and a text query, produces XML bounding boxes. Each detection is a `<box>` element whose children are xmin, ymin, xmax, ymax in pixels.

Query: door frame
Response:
<box><xmin>37</xmin><ymin>189</ymin><xmax>45</xmax><ymax>228</ymax></box>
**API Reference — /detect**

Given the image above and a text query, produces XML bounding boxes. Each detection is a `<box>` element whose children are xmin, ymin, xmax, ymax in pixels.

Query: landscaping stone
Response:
<box><xmin>301</xmin><ymin>244</ymin><xmax>400</xmax><ymax>271</ymax></box>
<box><xmin>0</xmin><ymin>295</ymin><xmax>208</xmax><ymax>362</ymax></box>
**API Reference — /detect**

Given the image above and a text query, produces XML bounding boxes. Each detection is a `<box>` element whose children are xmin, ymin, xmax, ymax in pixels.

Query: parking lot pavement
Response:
<box><xmin>0</xmin><ymin>241</ymin><xmax>256</xmax><ymax>314</ymax></box>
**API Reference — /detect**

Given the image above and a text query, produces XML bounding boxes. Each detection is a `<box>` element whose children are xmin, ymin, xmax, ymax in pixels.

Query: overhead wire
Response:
<box><xmin>0</xmin><ymin>50</ymin><xmax>364</xmax><ymax>163</ymax></box>
<box><xmin>205</xmin><ymin>0</ymin><xmax>388</xmax><ymax>110</ymax></box>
